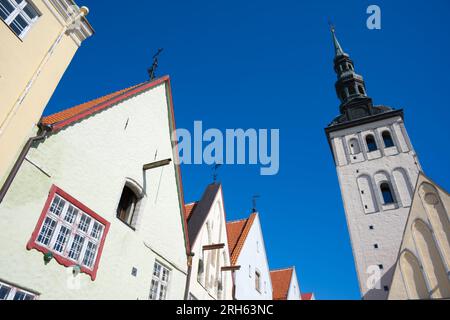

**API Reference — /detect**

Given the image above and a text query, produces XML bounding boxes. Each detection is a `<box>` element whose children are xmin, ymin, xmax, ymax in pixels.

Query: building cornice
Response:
<box><xmin>43</xmin><ymin>0</ymin><xmax>94</xmax><ymax>46</ymax></box>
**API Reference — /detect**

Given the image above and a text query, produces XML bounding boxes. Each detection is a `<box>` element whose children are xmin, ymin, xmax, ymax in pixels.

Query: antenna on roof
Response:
<box><xmin>252</xmin><ymin>195</ymin><xmax>260</xmax><ymax>213</ymax></box>
<box><xmin>212</xmin><ymin>164</ymin><xmax>222</xmax><ymax>183</ymax></box>
<box><xmin>147</xmin><ymin>48</ymin><xmax>164</xmax><ymax>80</ymax></box>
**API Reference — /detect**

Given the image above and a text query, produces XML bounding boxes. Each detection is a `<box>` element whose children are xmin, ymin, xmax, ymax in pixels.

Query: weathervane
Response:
<box><xmin>252</xmin><ymin>195</ymin><xmax>260</xmax><ymax>213</ymax></box>
<box><xmin>212</xmin><ymin>164</ymin><xmax>222</xmax><ymax>183</ymax></box>
<box><xmin>147</xmin><ymin>48</ymin><xmax>164</xmax><ymax>80</ymax></box>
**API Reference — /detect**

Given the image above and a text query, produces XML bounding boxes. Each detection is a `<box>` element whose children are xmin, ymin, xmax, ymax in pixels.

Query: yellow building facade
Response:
<box><xmin>0</xmin><ymin>0</ymin><xmax>93</xmax><ymax>185</ymax></box>
<box><xmin>389</xmin><ymin>173</ymin><xmax>450</xmax><ymax>300</ymax></box>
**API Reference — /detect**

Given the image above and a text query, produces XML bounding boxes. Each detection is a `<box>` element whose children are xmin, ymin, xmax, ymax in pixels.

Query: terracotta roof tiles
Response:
<box><xmin>270</xmin><ymin>268</ymin><xmax>294</xmax><ymax>300</ymax></box>
<box><xmin>226</xmin><ymin>213</ymin><xmax>257</xmax><ymax>265</ymax></box>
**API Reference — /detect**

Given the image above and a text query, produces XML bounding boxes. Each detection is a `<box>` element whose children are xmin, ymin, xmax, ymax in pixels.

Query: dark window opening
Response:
<box><xmin>384</xmin><ymin>286</ymin><xmax>389</xmax><ymax>292</ymax></box>
<box><xmin>374</xmin><ymin>244</ymin><xmax>379</xmax><ymax>249</ymax></box>
<box><xmin>365</xmin><ymin>135</ymin><xmax>378</xmax><ymax>152</ymax></box>
<box><xmin>382</xmin><ymin>131</ymin><xmax>395</xmax><ymax>148</ymax></box>
<box><xmin>379</xmin><ymin>264</ymin><xmax>384</xmax><ymax>270</ymax></box>
<box><xmin>380</xmin><ymin>183</ymin><xmax>395</xmax><ymax>204</ymax></box>
<box><xmin>358</xmin><ymin>85</ymin><xmax>365</xmax><ymax>95</ymax></box>
<box><xmin>369</xmin><ymin>225</ymin><xmax>374</xmax><ymax>230</ymax></box>
<box><xmin>117</xmin><ymin>185</ymin><xmax>138</xmax><ymax>228</ymax></box>
<box><xmin>348</xmin><ymin>86</ymin><xmax>356</xmax><ymax>96</ymax></box>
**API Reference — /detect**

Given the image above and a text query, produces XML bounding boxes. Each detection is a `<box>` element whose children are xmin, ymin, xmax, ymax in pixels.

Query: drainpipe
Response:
<box><xmin>183</xmin><ymin>252</ymin><xmax>195</xmax><ymax>300</ymax></box>
<box><xmin>0</xmin><ymin>123</ymin><xmax>51</xmax><ymax>204</ymax></box>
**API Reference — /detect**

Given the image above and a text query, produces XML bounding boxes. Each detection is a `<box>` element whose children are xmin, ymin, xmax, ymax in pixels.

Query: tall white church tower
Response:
<box><xmin>325</xmin><ymin>27</ymin><xmax>422</xmax><ymax>300</ymax></box>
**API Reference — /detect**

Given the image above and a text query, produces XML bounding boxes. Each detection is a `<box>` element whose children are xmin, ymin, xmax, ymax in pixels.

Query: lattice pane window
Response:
<box><xmin>0</xmin><ymin>280</ymin><xmax>37</xmax><ymax>300</ymax></box>
<box><xmin>28</xmin><ymin>186</ymin><xmax>110</xmax><ymax>280</ymax></box>
<box><xmin>149</xmin><ymin>262</ymin><xmax>170</xmax><ymax>300</ymax></box>
<box><xmin>0</xmin><ymin>0</ymin><xmax>39</xmax><ymax>39</ymax></box>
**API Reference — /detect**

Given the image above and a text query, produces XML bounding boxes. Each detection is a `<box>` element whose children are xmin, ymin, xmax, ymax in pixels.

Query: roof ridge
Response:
<box><xmin>229</xmin><ymin>213</ymin><xmax>256</xmax><ymax>265</ymax></box>
<box><xmin>271</xmin><ymin>267</ymin><xmax>294</xmax><ymax>272</ymax></box>
<box><xmin>43</xmin><ymin>81</ymin><xmax>147</xmax><ymax>127</ymax></box>
<box><xmin>41</xmin><ymin>76</ymin><xmax>170</xmax><ymax>131</ymax></box>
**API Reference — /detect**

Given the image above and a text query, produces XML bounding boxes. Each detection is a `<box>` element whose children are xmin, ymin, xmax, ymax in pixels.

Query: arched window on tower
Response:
<box><xmin>365</xmin><ymin>135</ymin><xmax>378</xmax><ymax>152</ymax></box>
<box><xmin>358</xmin><ymin>85</ymin><xmax>365</xmax><ymax>95</ymax></box>
<box><xmin>382</xmin><ymin>131</ymin><xmax>395</xmax><ymax>148</ymax></box>
<box><xmin>380</xmin><ymin>183</ymin><xmax>395</xmax><ymax>204</ymax></box>
<box><xmin>348</xmin><ymin>85</ymin><xmax>356</xmax><ymax>96</ymax></box>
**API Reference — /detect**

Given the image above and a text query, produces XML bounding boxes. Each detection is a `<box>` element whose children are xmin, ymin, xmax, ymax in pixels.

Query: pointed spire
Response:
<box><xmin>330</xmin><ymin>25</ymin><xmax>346</xmax><ymax>57</ymax></box>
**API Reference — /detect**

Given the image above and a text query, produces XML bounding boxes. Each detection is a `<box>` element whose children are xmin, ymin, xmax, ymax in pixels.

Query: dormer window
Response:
<box><xmin>366</xmin><ymin>135</ymin><xmax>378</xmax><ymax>152</ymax></box>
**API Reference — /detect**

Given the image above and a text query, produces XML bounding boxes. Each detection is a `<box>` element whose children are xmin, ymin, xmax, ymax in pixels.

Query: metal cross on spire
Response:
<box><xmin>147</xmin><ymin>48</ymin><xmax>164</xmax><ymax>80</ymax></box>
<box><xmin>328</xmin><ymin>22</ymin><xmax>346</xmax><ymax>57</ymax></box>
<box><xmin>252</xmin><ymin>195</ymin><xmax>260</xmax><ymax>213</ymax></box>
<box><xmin>212</xmin><ymin>164</ymin><xmax>222</xmax><ymax>183</ymax></box>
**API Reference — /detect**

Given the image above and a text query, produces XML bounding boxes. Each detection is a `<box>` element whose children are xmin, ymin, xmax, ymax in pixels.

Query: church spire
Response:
<box><xmin>330</xmin><ymin>26</ymin><xmax>375</xmax><ymax>123</ymax></box>
<box><xmin>330</xmin><ymin>25</ymin><xmax>346</xmax><ymax>57</ymax></box>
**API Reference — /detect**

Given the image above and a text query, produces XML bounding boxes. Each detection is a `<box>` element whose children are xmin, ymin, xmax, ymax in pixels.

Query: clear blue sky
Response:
<box><xmin>44</xmin><ymin>0</ymin><xmax>450</xmax><ymax>299</ymax></box>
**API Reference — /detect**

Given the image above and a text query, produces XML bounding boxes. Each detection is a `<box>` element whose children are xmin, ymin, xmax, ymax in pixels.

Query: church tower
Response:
<box><xmin>325</xmin><ymin>27</ymin><xmax>422</xmax><ymax>300</ymax></box>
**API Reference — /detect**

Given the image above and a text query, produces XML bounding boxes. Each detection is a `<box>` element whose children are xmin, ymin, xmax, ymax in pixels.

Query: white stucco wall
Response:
<box><xmin>286</xmin><ymin>268</ymin><xmax>301</xmax><ymax>300</ymax></box>
<box><xmin>187</xmin><ymin>188</ymin><xmax>233</xmax><ymax>300</ymax></box>
<box><xmin>234</xmin><ymin>214</ymin><xmax>273</xmax><ymax>300</ymax></box>
<box><xmin>0</xmin><ymin>81</ymin><xmax>188</xmax><ymax>299</ymax></box>
<box><xmin>329</xmin><ymin>115</ymin><xmax>421</xmax><ymax>300</ymax></box>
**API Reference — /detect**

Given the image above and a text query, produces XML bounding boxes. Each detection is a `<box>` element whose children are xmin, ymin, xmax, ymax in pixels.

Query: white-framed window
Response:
<box><xmin>149</xmin><ymin>261</ymin><xmax>170</xmax><ymax>300</ymax></box>
<box><xmin>0</xmin><ymin>0</ymin><xmax>39</xmax><ymax>39</ymax></box>
<box><xmin>0</xmin><ymin>280</ymin><xmax>37</xmax><ymax>300</ymax></box>
<box><xmin>35</xmin><ymin>194</ymin><xmax>105</xmax><ymax>270</ymax></box>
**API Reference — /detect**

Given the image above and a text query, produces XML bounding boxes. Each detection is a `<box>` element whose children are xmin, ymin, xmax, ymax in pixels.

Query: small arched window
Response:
<box><xmin>349</xmin><ymin>138</ymin><xmax>361</xmax><ymax>154</ymax></box>
<box><xmin>382</xmin><ymin>131</ymin><xmax>395</xmax><ymax>148</ymax></box>
<box><xmin>348</xmin><ymin>85</ymin><xmax>356</xmax><ymax>96</ymax></box>
<box><xmin>366</xmin><ymin>135</ymin><xmax>378</xmax><ymax>152</ymax></box>
<box><xmin>358</xmin><ymin>85</ymin><xmax>365</xmax><ymax>95</ymax></box>
<box><xmin>380</xmin><ymin>183</ymin><xmax>395</xmax><ymax>204</ymax></box>
<box><xmin>117</xmin><ymin>185</ymin><xmax>138</xmax><ymax>227</ymax></box>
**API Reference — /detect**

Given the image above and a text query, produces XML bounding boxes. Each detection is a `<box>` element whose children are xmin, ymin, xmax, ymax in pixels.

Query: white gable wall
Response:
<box><xmin>188</xmin><ymin>188</ymin><xmax>233</xmax><ymax>300</ymax></box>
<box><xmin>286</xmin><ymin>268</ymin><xmax>301</xmax><ymax>300</ymax></box>
<box><xmin>0</xmin><ymin>81</ymin><xmax>188</xmax><ymax>299</ymax></box>
<box><xmin>234</xmin><ymin>214</ymin><xmax>273</xmax><ymax>300</ymax></box>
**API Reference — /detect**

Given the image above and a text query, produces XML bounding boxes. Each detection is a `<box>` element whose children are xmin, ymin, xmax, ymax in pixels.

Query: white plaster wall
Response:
<box><xmin>0</xmin><ymin>82</ymin><xmax>188</xmax><ymax>299</ymax></box>
<box><xmin>329</xmin><ymin>116</ymin><xmax>421</xmax><ymax>300</ymax></box>
<box><xmin>286</xmin><ymin>268</ymin><xmax>301</xmax><ymax>300</ymax></box>
<box><xmin>234</xmin><ymin>214</ymin><xmax>273</xmax><ymax>300</ymax></box>
<box><xmin>188</xmin><ymin>189</ymin><xmax>233</xmax><ymax>300</ymax></box>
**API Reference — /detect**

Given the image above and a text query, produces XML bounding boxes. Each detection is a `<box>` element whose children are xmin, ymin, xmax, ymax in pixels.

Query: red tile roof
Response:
<box><xmin>270</xmin><ymin>268</ymin><xmax>294</xmax><ymax>300</ymax></box>
<box><xmin>301</xmin><ymin>292</ymin><xmax>314</xmax><ymax>300</ymax></box>
<box><xmin>184</xmin><ymin>202</ymin><xmax>198</xmax><ymax>221</ymax></box>
<box><xmin>41</xmin><ymin>76</ymin><xmax>169</xmax><ymax>132</ymax></box>
<box><xmin>226</xmin><ymin>213</ymin><xmax>257</xmax><ymax>265</ymax></box>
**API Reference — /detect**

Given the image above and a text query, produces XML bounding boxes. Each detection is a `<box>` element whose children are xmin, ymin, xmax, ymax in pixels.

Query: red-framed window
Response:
<box><xmin>27</xmin><ymin>185</ymin><xmax>110</xmax><ymax>280</ymax></box>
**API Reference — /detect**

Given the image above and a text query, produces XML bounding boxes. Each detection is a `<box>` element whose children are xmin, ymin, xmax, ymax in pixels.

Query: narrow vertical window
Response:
<box><xmin>149</xmin><ymin>262</ymin><xmax>170</xmax><ymax>300</ymax></box>
<box><xmin>366</xmin><ymin>135</ymin><xmax>378</xmax><ymax>152</ymax></box>
<box><xmin>382</xmin><ymin>131</ymin><xmax>395</xmax><ymax>148</ymax></box>
<box><xmin>116</xmin><ymin>185</ymin><xmax>139</xmax><ymax>228</ymax></box>
<box><xmin>380</xmin><ymin>183</ymin><xmax>395</xmax><ymax>204</ymax></box>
